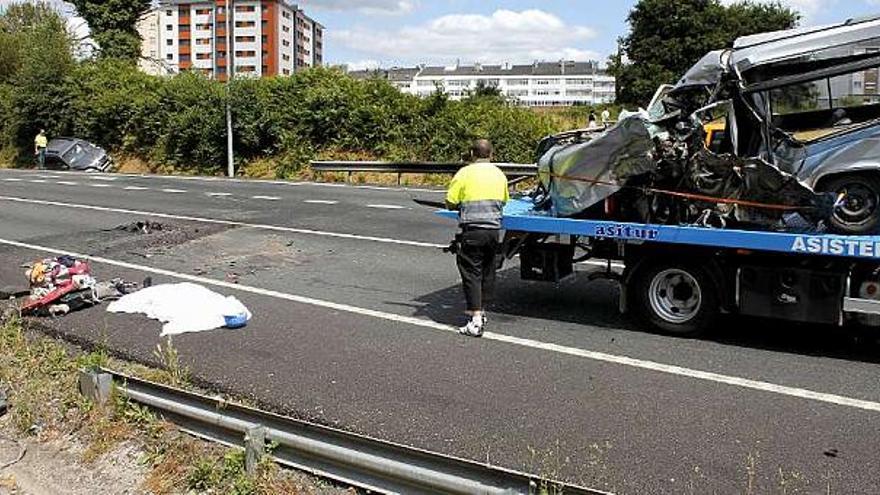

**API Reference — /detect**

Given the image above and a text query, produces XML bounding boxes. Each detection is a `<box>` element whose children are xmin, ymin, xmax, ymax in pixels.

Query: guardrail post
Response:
<box><xmin>78</xmin><ymin>369</ymin><xmax>113</xmax><ymax>406</ymax></box>
<box><xmin>347</xmin><ymin>171</ymin><xmax>352</xmax><ymax>184</ymax></box>
<box><xmin>397</xmin><ymin>173</ymin><xmax>402</xmax><ymax>186</ymax></box>
<box><xmin>245</xmin><ymin>425</ymin><xmax>267</xmax><ymax>477</ymax></box>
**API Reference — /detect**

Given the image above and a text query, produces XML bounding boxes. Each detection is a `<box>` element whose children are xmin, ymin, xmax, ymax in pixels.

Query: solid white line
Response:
<box><xmin>89</xmin><ymin>184</ymin><xmax>111</xmax><ymax>188</ymax></box>
<box><xmin>207</xmin><ymin>192</ymin><xmax>232</xmax><ymax>197</ymax></box>
<box><xmin>56</xmin><ymin>181</ymin><xmax>78</xmax><ymax>186</ymax></box>
<box><xmin>124</xmin><ymin>186</ymin><xmax>149</xmax><ymax>191</ymax></box>
<box><xmin>162</xmin><ymin>189</ymin><xmax>186</xmax><ymax>193</ymax></box>
<box><xmin>2</xmin><ymin>235</ymin><xmax>879</xmax><ymax>414</ymax></box>
<box><xmin>252</xmin><ymin>195</ymin><xmax>281</xmax><ymax>201</ymax></box>
<box><xmin>0</xmin><ymin>169</ymin><xmax>445</xmax><ymax>194</ymax></box>
<box><xmin>304</xmin><ymin>200</ymin><xmax>338</xmax><ymax>205</ymax></box>
<box><xmin>367</xmin><ymin>204</ymin><xmax>407</xmax><ymax>210</ymax></box>
<box><xmin>0</xmin><ymin>196</ymin><xmax>447</xmax><ymax>249</ymax></box>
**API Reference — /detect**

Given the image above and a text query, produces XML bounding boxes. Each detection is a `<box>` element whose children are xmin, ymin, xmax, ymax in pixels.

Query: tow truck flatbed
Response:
<box><xmin>438</xmin><ymin>198</ymin><xmax>880</xmax><ymax>335</ymax></box>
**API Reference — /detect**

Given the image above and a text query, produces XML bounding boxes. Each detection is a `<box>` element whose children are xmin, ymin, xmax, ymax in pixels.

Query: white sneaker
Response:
<box><xmin>459</xmin><ymin>319</ymin><xmax>484</xmax><ymax>338</ymax></box>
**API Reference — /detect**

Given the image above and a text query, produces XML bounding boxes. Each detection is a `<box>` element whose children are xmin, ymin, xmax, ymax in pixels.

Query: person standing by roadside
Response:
<box><xmin>446</xmin><ymin>139</ymin><xmax>509</xmax><ymax>337</ymax></box>
<box><xmin>588</xmin><ymin>110</ymin><xmax>598</xmax><ymax>129</ymax></box>
<box><xmin>34</xmin><ymin>129</ymin><xmax>48</xmax><ymax>169</ymax></box>
<box><xmin>601</xmin><ymin>108</ymin><xmax>611</xmax><ymax>127</ymax></box>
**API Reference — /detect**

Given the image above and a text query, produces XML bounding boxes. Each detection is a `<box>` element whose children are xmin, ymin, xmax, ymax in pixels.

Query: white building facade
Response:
<box><xmin>351</xmin><ymin>62</ymin><xmax>616</xmax><ymax>106</ymax></box>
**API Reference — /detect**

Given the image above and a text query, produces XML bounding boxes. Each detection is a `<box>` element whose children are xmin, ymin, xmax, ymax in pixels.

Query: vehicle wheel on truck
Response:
<box><xmin>632</xmin><ymin>262</ymin><xmax>718</xmax><ymax>336</ymax></box>
<box><xmin>822</xmin><ymin>174</ymin><xmax>880</xmax><ymax>235</ymax></box>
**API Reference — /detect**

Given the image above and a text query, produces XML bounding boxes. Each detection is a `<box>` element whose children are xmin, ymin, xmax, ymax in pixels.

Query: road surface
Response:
<box><xmin>1</xmin><ymin>168</ymin><xmax>878</xmax><ymax>494</ymax></box>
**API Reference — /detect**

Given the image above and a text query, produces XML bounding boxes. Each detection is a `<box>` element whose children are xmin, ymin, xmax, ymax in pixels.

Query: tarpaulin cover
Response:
<box><xmin>107</xmin><ymin>283</ymin><xmax>252</xmax><ymax>336</ymax></box>
<box><xmin>538</xmin><ymin>115</ymin><xmax>659</xmax><ymax>217</ymax></box>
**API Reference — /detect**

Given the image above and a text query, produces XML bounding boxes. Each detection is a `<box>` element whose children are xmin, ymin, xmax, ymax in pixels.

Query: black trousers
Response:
<box><xmin>456</xmin><ymin>228</ymin><xmax>500</xmax><ymax>312</ymax></box>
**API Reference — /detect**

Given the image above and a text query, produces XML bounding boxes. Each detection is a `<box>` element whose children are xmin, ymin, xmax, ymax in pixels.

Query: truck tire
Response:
<box><xmin>632</xmin><ymin>262</ymin><xmax>719</xmax><ymax>336</ymax></box>
<box><xmin>821</xmin><ymin>174</ymin><xmax>880</xmax><ymax>235</ymax></box>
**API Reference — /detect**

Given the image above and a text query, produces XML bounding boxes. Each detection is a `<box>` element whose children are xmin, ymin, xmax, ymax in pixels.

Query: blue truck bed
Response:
<box><xmin>439</xmin><ymin>198</ymin><xmax>880</xmax><ymax>261</ymax></box>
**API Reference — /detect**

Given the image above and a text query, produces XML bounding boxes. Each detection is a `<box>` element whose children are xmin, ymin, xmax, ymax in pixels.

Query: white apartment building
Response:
<box><xmin>350</xmin><ymin>61</ymin><xmax>616</xmax><ymax>106</ymax></box>
<box><xmin>139</xmin><ymin>0</ymin><xmax>323</xmax><ymax>80</ymax></box>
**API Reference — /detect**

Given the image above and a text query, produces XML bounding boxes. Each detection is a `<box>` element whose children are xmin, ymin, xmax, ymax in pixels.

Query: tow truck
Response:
<box><xmin>439</xmin><ymin>200</ymin><xmax>880</xmax><ymax>335</ymax></box>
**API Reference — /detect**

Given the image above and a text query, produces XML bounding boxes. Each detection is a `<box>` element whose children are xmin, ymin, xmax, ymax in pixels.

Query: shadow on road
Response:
<box><xmin>410</xmin><ymin>267</ymin><xmax>880</xmax><ymax>365</ymax></box>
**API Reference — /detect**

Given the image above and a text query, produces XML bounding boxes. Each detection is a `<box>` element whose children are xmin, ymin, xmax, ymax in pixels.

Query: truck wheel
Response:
<box><xmin>822</xmin><ymin>174</ymin><xmax>880</xmax><ymax>235</ymax></box>
<box><xmin>632</xmin><ymin>263</ymin><xmax>718</xmax><ymax>336</ymax></box>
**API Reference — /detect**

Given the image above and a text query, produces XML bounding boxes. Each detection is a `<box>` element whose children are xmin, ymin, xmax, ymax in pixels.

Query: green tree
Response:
<box><xmin>612</xmin><ymin>0</ymin><xmax>800</xmax><ymax>107</ymax></box>
<box><xmin>68</xmin><ymin>0</ymin><xmax>151</xmax><ymax>61</ymax></box>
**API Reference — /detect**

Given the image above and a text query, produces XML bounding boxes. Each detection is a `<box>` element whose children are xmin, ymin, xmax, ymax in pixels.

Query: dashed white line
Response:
<box><xmin>0</xmin><ymin>196</ymin><xmax>446</xmax><ymax>249</ymax></box>
<box><xmin>28</xmin><ymin>180</ymin><xmax>48</xmax><ymax>184</ymax></box>
<box><xmin>304</xmin><ymin>200</ymin><xmax>339</xmax><ymax>205</ymax></box>
<box><xmin>2</xmin><ymin>178</ymin><xmax>22</xmax><ymax>182</ymax></box>
<box><xmin>207</xmin><ymin>192</ymin><xmax>232</xmax><ymax>197</ymax></box>
<box><xmin>56</xmin><ymin>181</ymin><xmax>78</xmax><ymax>186</ymax></box>
<box><xmin>161</xmin><ymin>189</ymin><xmax>186</xmax><ymax>194</ymax></box>
<box><xmin>89</xmin><ymin>176</ymin><xmax>117</xmax><ymax>181</ymax></box>
<box><xmin>1</xmin><ymin>235</ymin><xmax>879</xmax><ymax>414</ymax></box>
<box><xmin>124</xmin><ymin>186</ymin><xmax>149</xmax><ymax>191</ymax></box>
<box><xmin>367</xmin><ymin>204</ymin><xmax>407</xmax><ymax>210</ymax></box>
<box><xmin>89</xmin><ymin>184</ymin><xmax>111</xmax><ymax>188</ymax></box>
<box><xmin>252</xmin><ymin>195</ymin><xmax>281</xmax><ymax>201</ymax></box>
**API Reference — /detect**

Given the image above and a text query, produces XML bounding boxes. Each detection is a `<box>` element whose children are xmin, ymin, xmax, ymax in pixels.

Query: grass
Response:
<box><xmin>0</xmin><ymin>312</ymin><xmax>341</xmax><ymax>494</ymax></box>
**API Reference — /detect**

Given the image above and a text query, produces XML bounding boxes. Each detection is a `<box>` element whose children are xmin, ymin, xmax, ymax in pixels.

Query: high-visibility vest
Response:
<box><xmin>35</xmin><ymin>135</ymin><xmax>47</xmax><ymax>148</ymax></box>
<box><xmin>446</xmin><ymin>161</ymin><xmax>509</xmax><ymax>229</ymax></box>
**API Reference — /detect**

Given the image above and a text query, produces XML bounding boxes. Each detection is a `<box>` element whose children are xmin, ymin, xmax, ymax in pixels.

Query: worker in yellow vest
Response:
<box><xmin>34</xmin><ymin>129</ymin><xmax>48</xmax><ymax>169</ymax></box>
<box><xmin>445</xmin><ymin>139</ymin><xmax>509</xmax><ymax>337</ymax></box>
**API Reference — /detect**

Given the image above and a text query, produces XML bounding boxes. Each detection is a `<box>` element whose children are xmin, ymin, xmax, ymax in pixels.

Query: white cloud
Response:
<box><xmin>330</xmin><ymin>9</ymin><xmax>599</xmax><ymax>66</ymax></box>
<box><xmin>306</xmin><ymin>0</ymin><xmax>415</xmax><ymax>15</ymax></box>
<box><xmin>345</xmin><ymin>59</ymin><xmax>381</xmax><ymax>71</ymax></box>
<box><xmin>720</xmin><ymin>0</ymin><xmax>828</xmax><ymax>23</ymax></box>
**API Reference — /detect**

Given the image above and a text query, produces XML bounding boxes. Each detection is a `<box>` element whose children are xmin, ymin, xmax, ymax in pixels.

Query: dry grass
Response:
<box><xmin>0</xmin><ymin>312</ymin><xmax>346</xmax><ymax>495</ymax></box>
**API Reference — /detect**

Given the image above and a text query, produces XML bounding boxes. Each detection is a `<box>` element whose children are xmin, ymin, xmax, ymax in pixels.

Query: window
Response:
<box><xmin>566</xmin><ymin>78</ymin><xmax>592</xmax><ymax>86</ymax></box>
<box><xmin>535</xmin><ymin>79</ymin><xmax>561</xmax><ymax>86</ymax></box>
<box><xmin>282</xmin><ymin>39</ymin><xmax>290</xmax><ymax>47</ymax></box>
<box><xmin>217</xmin><ymin>51</ymin><xmax>226</xmax><ymax>58</ymax></box>
<box><xmin>179</xmin><ymin>24</ymin><xmax>190</xmax><ymax>31</ymax></box>
<box><xmin>179</xmin><ymin>39</ymin><xmax>190</xmax><ymax>46</ymax></box>
<box><xmin>217</xmin><ymin>7</ymin><xmax>225</xmax><ymax>15</ymax></box>
<box><xmin>282</xmin><ymin>11</ymin><xmax>291</xmax><ymax>19</ymax></box>
<box><xmin>282</xmin><ymin>25</ymin><xmax>290</xmax><ymax>33</ymax></box>
<box><xmin>166</xmin><ymin>10</ymin><xmax>173</xmax><ymax>16</ymax></box>
<box><xmin>196</xmin><ymin>38</ymin><xmax>211</xmax><ymax>45</ymax></box>
<box><xmin>235</xmin><ymin>50</ymin><xmax>256</xmax><ymax>57</ymax></box>
<box><xmin>235</xmin><ymin>21</ymin><xmax>255</xmax><ymax>28</ymax></box>
<box><xmin>237</xmin><ymin>65</ymin><xmax>256</xmax><ymax>73</ymax></box>
<box><xmin>166</xmin><ymin>39</ymin><xmax>173</xmax><ymax>45</ymax></box>
<box><xmin>196</xmin><ymin>53</ymin><xmax>211</xmax><ymax>60</ymax></box>
<box><xmin>166</xmin><ymin>54</ymin><xmax>173</xmax><ymax>60</ymax></box>
<box><xmin>235</xmin><ymin>35</ymin><xmax>256</xmax><ymax>42</ymax></box>
<box><xmin>218</xmin><ymin>66</ymin><xmax>227</xmax><ymax>74</ymax></box>
<box><xmin>506</xmin><ymin>79</ymin><xmax>529</xmax><ymax>86</ymax></box>
<box><xmin>283</xmin><ymin>68</ymin><xmax>290</xmax><ymax>75</ymax></box>
<box><xmin>235</xmin><ymin>5</ymin><xmax>255</xmax><ymax>13</ymax></box>
<box><xmin>195</xmin><ymin>8</ymin><xmax>211</xmax><ymax>15</ymax></box>
<box><xmin>180</xmin><ymin>54</ymin><xmax>191</xmax><ymax>62</ymax></box>
<box><xmin>771</xmin><ymin>82</ymin><xmax>829</xmax><ymax>116</ymax></box>
<box><xmin>262</xmin><ymin>35</ymin><xmax>268</xmax><ymax>43</ymax></box>
<box><xmin>166</xmin><ymin>24</ymin><xmax>173</xmax><ymax>31</ymax></box>
<box><xmin>262</xmin><ymin>65</ymin><xmax>268</xmax><ymax>73</ymax></box>
<box><xmin>282</xmin><ymin>54</ymin><xmax>290</xmax><ymax>61</ymax></box>
<box><xmin>196</xmin><ymin>23</ymin><xmax>212</xmax><ymax>30</ymax></box>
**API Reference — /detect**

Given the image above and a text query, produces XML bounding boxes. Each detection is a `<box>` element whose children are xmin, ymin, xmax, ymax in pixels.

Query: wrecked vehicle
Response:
<box><xmin>44</xmin><ymin>137</ymin><xmax>113</xmax><ymax>173</ymax></box>
<box><xmin>538</xmin><ymin>15</ymin><xmax>880</xmax><ymax>234</ymax></box>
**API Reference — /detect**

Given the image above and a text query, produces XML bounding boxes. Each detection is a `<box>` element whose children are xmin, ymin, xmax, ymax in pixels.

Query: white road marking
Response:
<box><xmin>124</xmin><ymin>186</ymin><xmax>149</xmax><ymax>191</ymax></box>
<box><xmin>367</xmin><ymin>204</ymin><xmax>407</xmax><ymax>210</ymax></box>
<box><xmin>162</xmin><ymin>189</ymin><xmax>186</xmax><ymax>194</ymax></box>
<box><xmin>56</xmin><ymin>181</ymin><xmax>78</xmax><ymax>186</ymax></box>
<box><xmin>37</xmin><ymin>175</ymin><xmax>61</xmax><ymax>179</ymax></box>
<box><xmin>2</xmin><ymin>178</ymin><xmax>22</xmax><ymax>182</ymax></box>
<box><xmin>0</xmin><ymin>169</ymin><xmax>445</xmax><ymax>194</ymax></box>
<box><xmin>252</xmin><ymin>195</ymin><xmax>281</xmax><ymax>201</ymax></box>
<box><xmin>207</xmin><ymin>192</ymin><xmax>232</xmax><ymax>197</ymax></box>
<box><xmin>89</xmin><ymin>176</ymin><xmax>117</xmax><ymax>181</ymax></box>
<box><xmin>2</xmin><ymin>235</ymin><xmax>879</xmax><ymax>414</ymax></box>
<box><xmin>89</xmin><ymin>184</ymin><xmax>111</xmax><ymax>188</ymax></box>
<box><xmin>28</xmin><ymin>180</ymin><xmax>48</xmax><ymax>184</ymax></box>
<box><xmin>0</xmin><ymin>196</ymin><xmax>446</xmax><ymax>249</ymax></box>
<box><xmin>304</xmin><ymin>200</ymin><xmax>339</xmax><ymax>205</ymax></box>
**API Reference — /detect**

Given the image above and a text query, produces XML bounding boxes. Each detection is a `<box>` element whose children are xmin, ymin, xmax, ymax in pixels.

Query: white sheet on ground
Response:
<box><xmin>107</xmin><ymin>282</ymin><xmax>252</xmax><ymax>336</ymax></box>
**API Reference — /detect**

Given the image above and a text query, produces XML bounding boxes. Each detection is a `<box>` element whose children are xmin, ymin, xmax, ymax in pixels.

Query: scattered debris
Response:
<box><xmin>20</xmin><ymin>257</ymin><xmax>139</xmax><ymax>317</ymax></box>
<box><xmin>106</xmin><ymin>282</ymin><xmax>252</xmax><ymax>336</ymax></box>
<box><xmin>115</xmin><ymin>220</ymin><xmax>167</xmax><ymax>235</ymax></box>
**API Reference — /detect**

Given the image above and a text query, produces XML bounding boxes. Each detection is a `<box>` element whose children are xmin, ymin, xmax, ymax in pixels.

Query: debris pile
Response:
<box><xmin>115</xmin><ymin>221</ymin><xmax>166</xmax><ymax>235</ymax></box>
<box><xmin>21</xmin><ymin>256</ymin><xmax>138</xmax><ymax>316</ymax></box>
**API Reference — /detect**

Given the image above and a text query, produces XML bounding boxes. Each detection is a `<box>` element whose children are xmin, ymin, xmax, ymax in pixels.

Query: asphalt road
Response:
<box><xmin>1</xmin><ymin>168</ymin><xmax>879</xmax><ymax>494</ymax></box>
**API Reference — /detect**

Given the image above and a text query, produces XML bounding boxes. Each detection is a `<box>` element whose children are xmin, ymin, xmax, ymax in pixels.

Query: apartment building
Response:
<box><xmin>141</xmin><ymin>0</ymin><xmax>323</xmax><ymax>80</ymax></box>
<box><xmin>350</xmin><ymin>61</ymin><xmax>616</xmax><ymax>106</ymax></box>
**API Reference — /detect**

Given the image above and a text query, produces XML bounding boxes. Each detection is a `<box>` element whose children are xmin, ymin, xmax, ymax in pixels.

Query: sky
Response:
<box><xmin>3</xmin><ymin>0</ymin><xmax>880</xmax><ymax>69</ymax></box>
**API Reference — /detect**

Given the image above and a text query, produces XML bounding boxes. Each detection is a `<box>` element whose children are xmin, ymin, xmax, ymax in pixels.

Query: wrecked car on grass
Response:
<box><xmin>44</xmin><ymin>137</ymin><xmax>113</xmax><ymax>173</ymax></box>
<box><xmin>537</xmin><ymin>15</ymin><xmax>880</xmax><ymax>235</ymax></box>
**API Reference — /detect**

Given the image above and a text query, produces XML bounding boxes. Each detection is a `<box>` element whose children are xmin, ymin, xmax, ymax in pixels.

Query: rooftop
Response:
<box><xmin>349</xmin><ymin>61</ymin><xmax>609</xmax><ymax>82</ymax></box>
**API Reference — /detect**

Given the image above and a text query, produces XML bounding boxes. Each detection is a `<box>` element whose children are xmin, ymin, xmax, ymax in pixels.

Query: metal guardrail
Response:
<box><xmin>99</xmin><ymin>369</ymin><xmax>608</xmax><ymax>495</ymax></box>
<box><xmin>311</xmin><ymin>161</ymin><xmax>538</xmax><ymax>182</ymax></box>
